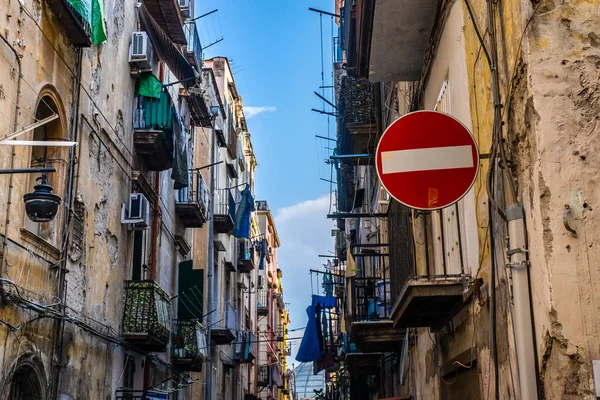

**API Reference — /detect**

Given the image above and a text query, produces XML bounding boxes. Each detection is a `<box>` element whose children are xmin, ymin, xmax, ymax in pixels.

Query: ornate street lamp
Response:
<box><xmin>23</xmin><ymin>174</ymin><xmax>62</xmax><ymax>223</ymax></box>
<box><xmin>0</xmin><ymin>168</ymin><xmax>62</xmax><ymax>223</ymax></box>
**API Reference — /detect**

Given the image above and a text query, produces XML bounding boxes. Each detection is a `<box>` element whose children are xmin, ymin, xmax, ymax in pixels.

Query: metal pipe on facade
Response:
<box><xmin>52</xmin><ymin>47</ymin><xmax>83</xmax><ymax>400</ymax></box>
<box><xmin>485</xmin><ymin>0</ymin><xmax>539</xmax><ymax>398</ymax></box>
<box><xmin>150</xmin><ymin>171</ymin><xmax>160</xmax><ymax>281</ymax></box>
<box><xmin>0</xmin><ymin>34</ymin><xmax>22</xmax><ymax>278</ymax></box>
<box><xmin>205</xmin><ymin>112</ymin><xmax>218</xmax><ymax>400</ymax></box>
<box><xmin>506</xmin><ymin>204</ymin><xmax>539</xmax><ymax>400</ymax></box>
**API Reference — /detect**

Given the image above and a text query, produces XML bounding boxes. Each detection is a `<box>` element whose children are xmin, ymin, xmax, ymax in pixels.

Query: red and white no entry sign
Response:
<box><xmin>375</xmin><ymin>111</ymin><xmax>479</xmax><ymax>210</ymax></box>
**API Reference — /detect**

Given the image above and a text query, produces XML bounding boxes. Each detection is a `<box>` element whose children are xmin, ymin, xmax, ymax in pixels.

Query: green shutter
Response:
<box><xmin>132</xmin><ymin>230</ymin><xmax>144</xmax><ymax>280</ymax></box>
<box><xmin>178</xmin><ymin>260</ymin><xmax>204</xmax><ymax>321</ymax></box>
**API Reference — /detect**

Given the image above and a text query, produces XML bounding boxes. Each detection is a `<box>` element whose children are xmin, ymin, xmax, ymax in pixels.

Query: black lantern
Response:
<box><xmin>23</xmin><ymin>175</ymin><xmax>62</xmax><ymax>223</ymax></box>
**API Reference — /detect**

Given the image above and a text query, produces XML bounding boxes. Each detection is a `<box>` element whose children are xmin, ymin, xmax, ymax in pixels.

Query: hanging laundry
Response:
<box><xmin>258</xmin><ymin>239</ymin><xmax>266</xmax><ymax>270</ymax></box>
<box><xmin>312</xmin><ymin>295</ymin><xmax>336</xmax><ymax>309</ymax></box>
<box><xmin>233</xmin><ymin>186</ymin><xmax>255</xmax><ymax>238</ymax></box>
<box><xmin>295</xmin><ymin>305</ymin><xmax>321</xmax><ymax>362</ymax></box>
<box><xmin>315</xmin><ymin>304</ymin><xmax>324</xmax><ymax>353</ymax></box>
<box><xmin>171</xmin><ymin>116</ymin><xmax>189</xmax><ymax>190</ymax></box>
<box><xmin>323</xmin><ymin>271</ymin><xmax>334</xmax><ymax>296</ymax></box>
<box><xmin>271</xmin><ymin>367</ymin><xmax>283</xmax><ymax>387</ymax></box>
<box><xmin>321</xmin><ymin>306</ymin><xmax>328</xmax><ymax>353</ymax></box>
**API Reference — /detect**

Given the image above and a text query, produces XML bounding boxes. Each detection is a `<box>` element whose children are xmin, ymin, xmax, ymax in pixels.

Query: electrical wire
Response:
<box><xmin>18</xmin><ymin>3</ymin><xmax>136</xmax><ymax>162</ymax></box>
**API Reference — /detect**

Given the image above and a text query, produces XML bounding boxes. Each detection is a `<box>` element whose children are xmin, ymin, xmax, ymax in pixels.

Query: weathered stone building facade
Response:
<box><xmin>0</xmin><ymin>0</ymin><xmax>287</xmax><ymax>399</ymax></box>
<box><xmin>329</xmin><ymin>0</ymin><xmax>600</xmax><ymax>399</ymax></box>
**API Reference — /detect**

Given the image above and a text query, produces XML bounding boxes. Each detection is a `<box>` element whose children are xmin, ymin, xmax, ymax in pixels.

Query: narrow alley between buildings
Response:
<box><xmin>0</xmin><ymin>1</ymin><xmax>598</xmax><ymax>400</ymax></box>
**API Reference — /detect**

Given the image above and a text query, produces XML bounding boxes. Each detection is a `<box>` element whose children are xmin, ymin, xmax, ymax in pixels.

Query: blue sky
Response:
<box><xmin>198</xmin><ymin>1</ymin><xmax>338</xmax><ymax>361</ymax></box>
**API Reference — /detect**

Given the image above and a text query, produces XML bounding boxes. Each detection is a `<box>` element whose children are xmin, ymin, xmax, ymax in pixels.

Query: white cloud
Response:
<box><xmin>243</xmin><ymin>106</ymin><xmax>276</xmax><ymax>118</ymax></box>
<box><xmin>274</xmin><ymin>195</ymin><xmax>336</xmax><ymax>364</ymax></box>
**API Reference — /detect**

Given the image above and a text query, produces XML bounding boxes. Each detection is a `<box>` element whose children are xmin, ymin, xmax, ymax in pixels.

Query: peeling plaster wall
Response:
<box><xmin>513</xmin><ymin>1</ymin><xmax>600</xmax><ymax>398</ymax></box>
<box><xmin>0</xmin><ymin>0</ymin><xmax>194</xmax><ymax>397</ymax></box>
<box><xmin>459</xmin><ymin>0</ymin><xmax>600</xmax><ymax>398</ymax></box>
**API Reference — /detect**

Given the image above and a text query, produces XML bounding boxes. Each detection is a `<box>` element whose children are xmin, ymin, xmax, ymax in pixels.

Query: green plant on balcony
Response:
<box><xmin>173</xmin><ymin>321</ymin><xmax>200</xmax><ymax>359</ymax></box>
<box><xmin>123</xmin><ymin>281</ymin><xmax>170</xmax><ymax>343</ymax></box>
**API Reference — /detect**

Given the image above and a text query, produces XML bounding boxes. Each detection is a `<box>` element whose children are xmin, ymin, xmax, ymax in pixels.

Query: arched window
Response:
<box><xmin>8</xmin><ymin>365</ymin><xmax>43</xmax><ymax>400</ymax></box>
<box><xmin>24</xmin><ymin>91</ymin><xmax>67</xmax><ymax>245</ymax></box>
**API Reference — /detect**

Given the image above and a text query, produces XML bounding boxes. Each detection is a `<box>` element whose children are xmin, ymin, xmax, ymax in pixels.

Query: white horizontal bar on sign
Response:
<box><xmin>0</xmin><ymin>140</ymin><xmax>78</xmax><ymax>147</ymax></box>
<box><xmin>381</xmin><ymin>145</ymin><xmax>473</xmax><ymax>174</ymax></box>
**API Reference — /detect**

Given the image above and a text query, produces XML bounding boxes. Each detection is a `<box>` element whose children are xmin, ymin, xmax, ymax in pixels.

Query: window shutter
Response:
<box><xmin>177</xmin><ymin>260</ymin><xmax>204</xmax><ymax>321</ymax></box>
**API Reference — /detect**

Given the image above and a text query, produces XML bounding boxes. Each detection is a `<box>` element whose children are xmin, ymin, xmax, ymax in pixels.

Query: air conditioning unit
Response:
<box><xmin>128</xmin><ymin>32</ymin><xmax>153</xmax><ymax>70</ymax></box>
<box><xmin>121</xmin><ymin>193</ymin><xmax>151</xmax><ymax>229</ymax></box>
<box><xmin>178</xmin><ymin>0</ymin><xmax>191</xmax><ymax>18</ymax></box>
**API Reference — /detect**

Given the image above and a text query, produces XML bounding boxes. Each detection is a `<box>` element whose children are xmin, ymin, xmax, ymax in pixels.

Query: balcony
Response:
<box><xmin>142</xmin><ymin>0</ymin><xmax>187</xmax><ymax>45</ymax></box>
<box><xmin>237</xmin><ymin>239</ymin><xmax>255</xmax><ymax>273</ymax></box>
<box><xmin>178</xmin><ymin>0</ymin><xmax>192</xmax><ymax>18</ymax></box>
<box><xmin>172</xmin><ymin>320</ymin><xmax>207</xmax><ymax>372</ymax></box>
<box><xmin>133</xmin><ymin>93</ymin><xmax>174</xmax><ymax>171</ymax></box>
<box><xmin>257</xmin><ymin>289</ymin><xmax>268</xmax><ymax>316</ymax></box>
<box><xmin>389</xmin><ymin>203</ymin><xmax>468</xmax><ymax>328</ymax></box>
<box><xmin>345</xmin><ymin>352</ymin><xmax>383</xmax><ymax>399</ymax></box>
<box><xmin>115</xmin><ymin>389</ymin><xmax>169</xmax><ymax>399</ymax></box>
<box><xmin>276</xmin><ymin>321</ymin><xmax>285</xmax><ymax>341</ymax></box>
<box><xmin>175</xmin><ymin>171</ymin><xmax>209</xmax><ymax>228</ymax></box>
<box><xmin>122</xmin><ymin>280</ymin><xmax>171</xmax><ymax>352</ymax></box>
<box><xmin>236</xmin><ymin>330</ymin><xmax>256</xmax><ymax>363</ymax></box>
<box><xmin>275</xmin><ymin>293</ymin><xmax>285</xmax><ymax>310</ymax></box>
<box><xmin>281</xmin><ymin>376</ymin><xmax>290</xmax><ymax>395</ymax></box>
<box><xmin>45</xmin><ymin>0</ymin><xmax>91</xmax><ymax>47</ymax></box>
<box><xmin>257</xmin><ymin>365</ymin><xmax>270</xmax><ymax>387</ymax></box>
<box><xmin>183</xmin><ymin>21</ymin><xmax>202</xmax><ymax>69</ymax></box>
<box><xmin>369</xmin><ymin>0</ymin><xmax>438</xmax><ymax>81</ymax></box>
<box><xmin>337</xmin><ymin>77</ymin><xmax>376</xmax><ymax>165</ymax></box>
<box><xmin>213</xmin><ymin>189</ymin><xmax>235</xmax><ymax>234</ymax></box>
<box><xmin>211</xmin><ymin>302</ymin><xmax>237</xmax><ymax>344</ymax></box>
<box><xmin>347</xmin><ymin>252</ymin><xmax>404</xmax><ymax>353</ymax></box>
<box><xmin>255</xmin><ymin>200</ymin><xmax>269</xmax><ymax>211</ymax></box>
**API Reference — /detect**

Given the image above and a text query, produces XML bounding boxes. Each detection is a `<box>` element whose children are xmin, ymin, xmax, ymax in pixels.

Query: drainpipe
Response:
<box><xmin>143</xmin><ymin>170</ymin><xmax>161</xmax><ymax>394</ymax></box>
<box><xmin>52</xmin><ymin>47</ymin><xmax>83</xmax><ymax>400</ymax></box>
<box><xmin>150</xmin><ymin>171</ymin><xmax>160</xmax><ymax>281</ymax></box>
<box><xmin>506</xmin><ymin>204</ymin><xmax>539</xmax><ymax>400</ymax></box>
<box><xmin>486</xmin><ymin>0</ymin><xmax>539</xmax><ymax>398</ymax></box>
<box><xmin>205</xmin><ymin>112</ymin><xmax>217</xmax><ymax>400</ymax></box>
<box><xmin>0</xmin><ymin>35</ymin><xmax>22</xmax><ymax>278</ymax></box>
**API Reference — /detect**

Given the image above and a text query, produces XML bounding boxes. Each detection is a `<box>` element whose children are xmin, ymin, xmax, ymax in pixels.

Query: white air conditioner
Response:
<box><xmin>121</xmin><ymin>193</ymin><xmax>150</xmax><ymax>229</ymax></box>
<box><xmin>178</xmin><ymin>0</ymin><xmax>191</xmax><ymax>18</ymax></box>
<box><xmin>128</xmin><ymin>32</ymin><xmax>153</xmax><ymax>70</ymax></box>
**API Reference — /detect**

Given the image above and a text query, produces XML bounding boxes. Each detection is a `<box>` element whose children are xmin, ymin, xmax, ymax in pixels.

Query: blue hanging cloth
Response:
<box><xmin>258</xmin><ymin>239</ymin><xmax>266</xmax><ymax>270</ymax></box>
<box><xmin>233</xmin><ymin>186</ymin><xmax>255</xmax><ymax>238</ymax></box>
<box><xmin>312</xmin><ymin>295</ymin><xmax>336</xmax><ymax>309</ymax></box>
<box><xmin>323</xmin><ymin>271</ymin><xmax>333</xmax><ymax>297</ymax></box>
<box><xmin>295</xmin><ymin>305</ymin><xmax>321</xmax><ymax>362</ymax></box>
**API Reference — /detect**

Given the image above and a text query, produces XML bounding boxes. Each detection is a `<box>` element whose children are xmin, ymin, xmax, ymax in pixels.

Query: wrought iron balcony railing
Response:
<box><xmin>211</xmin><ymin>301</ymin><xmax>237</xmax><ymax>344</ymax></box>
<box><xmin>388</xmin><ymin>201</ymin><xmax>468</xmax><ymax>327</ymax></box>
<box><xmin>45</xmin><ymin>0</ymin><xmax>91</xmax><ymax>46</ymax></box>
<box><xmin>115</xmin><ymin>389</ymin><xmax>169</xmax><ymax>400</ymax></box>
<box><xmin>176</xmin><ymin>171</ymin><xmax>209</xmax><ymax>227</ymax></box>
<box><xmin>213</xmin><ymin>189</ymin><xmax>235</xmax><ymax>234</ymax></box>
<box><xmin>172</xmin><ymin>320</ymin><xmax>207</xmax><ymax>371</ymax></box>
<box><xmin>183</xmin><ymin>21</ymin><xmax>202</xmax><ymax>68</ymax></box>
<box><xmin>123</xmin><ymin>280</ymin><xmax>171</xmax><ymax>352</ymax></box>
<box><xmin>257</xmin><ymin>365</ymin><xmax>270</xmax><ymax>387</ymax></box>
<box><xmin>257</xmin><ymin>289</ymin><xmax>268</xmax><ymax>315</ymax></box>
<box><xmin>351</xmin><ymin>277</ymin><xmax>390</xmax><ymax>321</ymax></box>
<box><xmin>237</xmin><ymin>239</ymin><xmax>255</xmax><ymax>273</ymax></box>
